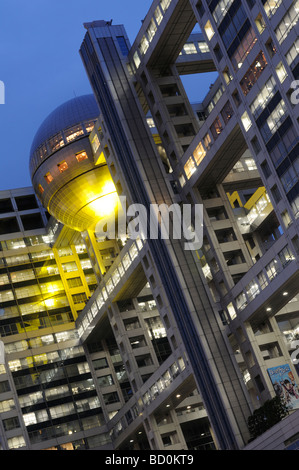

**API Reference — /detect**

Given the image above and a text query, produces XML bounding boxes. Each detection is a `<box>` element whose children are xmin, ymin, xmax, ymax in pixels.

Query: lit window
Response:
<box><xmin>139</xmin><ymin>35</ymin><xmax>149</xmax><ymax>55</ymax></box>
<box><xmin>178</xmin><ymin>173</ymin><xmax>186</xmax><ymax>188</ymax></box>
<box><xmin>193</xmin><ymin>141</ymin><xmax>206</xmax><ymax>165</ymax></box>
<box><xmin>221</xmin><ymin>101</ymin><xmax>234</xmax><ymax>123</ymax></box>
<box><xmin>160</xmin><ymin>0</ymin><xmax>171</xmax><ymax>12</ymax></box>
<box><xmin>263</xmin><ymin>0</ymin><xmax>283</xmax><ymax>18</ymax></box>
<box><xmin>76</xmin><ymin>151</ymin><xmax>88</xmax><ymax>162</ymax></box>
<box><xmin>57</xmin><ymin>161</ymin><xmax>68</xmax><ymax>173</ymax></box>
<box><xmin>241</xmin><ymin>112</ymin><xmax>252</xmax><ymax>132</ymax></box>
<box><xmin>250</xmin><ymin>76</ymin><xmax>277</xmax><ymax>118</ymax></box>
<box><xmin>198</xmin><ymin>42</ymin><xmax>209</xmax><ymax>53</ymax></box>
<box><xmin>133</xmin><ymin>51</ymin><xmax>141</xmax><ymax>69</ymax></box>
<box><xmin>154</xmin><ymin>6</ymin><xmax>163</xmax><ymax>25</ymax></box>
<box><xmin>38</xmin><ymin>184</ymin><xmax>44</xmax><ymax>194</ymax></box>
<box><xmin>276</xmin><ymin>61</ymin><xmax>288</xmax><ymax>83</ymax></box>
<box><xmin>44</xmin><ymin>172</ymin><xmax>53</xmax><ymax>184</ymax></box>
<box><xmin>275</xmin><ymin>1</ymin><xmax>299</xmax><ymax>45</ymax></box>
<box><xmin>64</xmin><ymin>124</ymin><xmax>84</xmax><ymax>143</ymax></box>
<box><xmin>210</xmin><ymin>116</ymin><xmax>223</xmax><ymax>140</ymax></box>
<box><xmin>203</xmin><ymin>133</ymin><xmax>212</xmax><ymax>150</ymax></box>
<box><xmin>240</xmin><ymin>51</ymin><xmax>268</xmax><ymax>96</ymax></box>
<box><xmin>184</xmin><ymin>157</ymin><xmax>196</xmax><ymax>179</ymax></box>
<box><xmin>85</xmin><ymin>121</ymin><xmax>95</xmax><ymax>133</ymax></box>
<box><xmin>286</xmin><ymin>38</ymin><xmax>299</xmax><ymax>70</ymax></box>
<box><xmin>204</xmin><ymin>20</ymin><xmax>215</xmax><ymax>40</ymax></box>
<box><xmin>183</xmin><ymin>43</ymin><xmax>197</xmax><ymax>54</ymax></box>
<box><xmin>146</xmin><ymin>117</ymin><xmax>156</xmax><ymax>128</ymax></box>
<box><xmin>212</xmin><ymin>0</ymin><xmax>234</xmax><ymax>24</ymax></box>
<box><xmin>147</xmin><ymin>19</ymin><xmax>157</xmax><ymax>42</ymax></box>
<box><xmin>255</xmin><ymin>13</ymin><xmax>266</xmax><ymax>34</ymax></box>
<box><xmin>230</xmin><ymin>27</ymin><xmax>257</xmax><ymax>71</ymax></box>
<box><xmin>91</xmin><ymin>134</ymin><xmax>100</xmax><ymax>153</ymax></box>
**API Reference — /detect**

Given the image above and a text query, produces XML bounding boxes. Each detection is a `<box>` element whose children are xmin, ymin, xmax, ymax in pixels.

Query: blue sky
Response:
<box><xmin>0</xmin><ymin>0</ymin><xmax>216</xmax><ymax>190</ymax></box>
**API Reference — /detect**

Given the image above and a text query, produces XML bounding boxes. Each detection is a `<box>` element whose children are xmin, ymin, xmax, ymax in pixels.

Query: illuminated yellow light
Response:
<box><xmin>45</xmin><ymin>299</ymin><xmax>55</xmax><ymax>307</ymax></box>
<box><xmin>88</xmin><ymin>192</ymin><xmax>119</xmax><ymax>218</ymax></box>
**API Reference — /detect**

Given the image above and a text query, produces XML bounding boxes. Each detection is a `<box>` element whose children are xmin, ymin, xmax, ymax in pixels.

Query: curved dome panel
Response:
<box><xmin>30</xmin><ymin>94</ymin><xmax>100</xmax><ymax>159</ymax></box>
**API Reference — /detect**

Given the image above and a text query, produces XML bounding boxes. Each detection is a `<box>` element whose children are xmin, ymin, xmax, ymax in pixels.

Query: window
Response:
<box><xmin>220</xmin><ymin>2</ymin><xmax>248</xmax><ymax>50</ymax></box>
<box><xmin>139</xmin><ymin>35</ymin><xmax>149</xmax><ymax>55</ymax></box>
<box><xmin>57</xmin><ymin>161</ymin><xmax>68</xmax><ymax>173</ymax></box>
<box><xmin>103</xmin><ymin>391</ymin><xmax>120</xmax><ymax>405</ymax></box>
<box><xmin>203</xmin><ymin>133</ymin><xmax>212</xmax><ymax>150</ymax></box>
<box><xmin>76</xmin><ymin>151</ymin><xmax>88</xmax><ymax>162</ymax></box>
<box><xmin>231</xmin><ymin>27</ymin><xmax>257</xmax><ymax>71</ymax></box>
<box><xmin>97</xmin><ymin>375</ymin><xmax>114</xmax><ymax>387</ymax></box>
<box><xmin>93</xmin><ymin>357</ymin><xmax>108</xmax><ymax>370</ymax></box>
<box><xmin>198</xmin><ymin>42</ymin><xmax>209</xmax><ymax>53</ymax></box>
<box><xmin>246</xmin><ymin>280</ymin><xmax>260</xmax><ymax>301</ymax></box>
<box><xmin>265</xmin><ymin>259</ymin><xmax>279</xmax><ymax>280</ymax></box>
<box><xmin>184</xmin><ymin>157</ymin><xmax>196</xmax><ymax>179</ymax></box>
<box><xmin>271</xmin><ymin>184</ymin><xmax>282</xmax><ymax>204</ymax></box>
<box><xmin>193</xmin><ymin>141</ymin><xmax>206</xmax><ymax>165</ymax></box>
<box><xmin>221</xmin><ymin>101</ymin><xmax>234</xmax><ymax>124</ymax></box>
<box><xmin>67</xmin><ymin>277</ymin><xmax>83</xmax><ymax>288</ymax></box>
<box><xmin>204</xmin><ymin>20</ymin><xmax>215</xmax><ymax>40</ymax></box>
<box><xmin>182</xmin><ymin>43</ymin><xmax>197</xmax><ymax>54</ymax></box>
<box><xmin>278</xmin><ymin>245</ymin><xmax>295</xmax><ymax>266</ymax></box>
<box><xmin>259</xmin><ymin>100</ymin><xmax>287</xmax><ymax>143</ymax></box>
<box><xmin>3</xmin><ymin>417</ymin><xmax>20</xmax><ymax>431</ymax></box>
<box><xmin>251</xmin><ymin>136</ymin><xmax>261</xmax><ymax>155</ymax></box>
<box><xmin>241</xmin><ymin>111</ymin><xmax>252</xmax><ymax>132</ymax></box>
<box><xmin>275</xmin><ymin>1</ymin><xmax>299</xmax><ymax>45</ymax></box>
<box><xmin>7</xmin><ymin>436</ymin><xmax>26</xmax><ymax>450</ymax></box>
<box><xmin>255</xmin><ymin>13</ymin><xmax>266</xmax><ymax>34</ymax></box>
<box><xmin>49</xmin><ymin>132</ymin><xmax>64</xmax><ymax>153</ymax></box>
<box><xmin>214</xmin><ymin>44</ymin><xmax>223</xmax><ymax>62</ymax></box>
<box><xmin>240</xmin><ymin>51</ymin><xmax>268</xmax><ymax>96</ymax></box>
<box><xmin>250</xmin><ymin>76</ymin><xmax>277</xmax><ymax>119</ymax></box>
<box><xmin>160</xmin><ymin>0</ymin><xmax>171</xmax><ymax>12</ymax></box>
<box><xmin>44</xmin><ymin>172</ymin><xmax>53</xmax><ymax>184</ymax></box>
<box><xmin>116</xmin><ymin>36</ymin><xmax>129</xmax><ymax>55</ymax></box>
<box><xmin>257</xmin><ymin>271</ymin><xmax>268</xmax><ymax>290</ymax></box>
<box><xmin>72</xmin><ymin>293</ymin><xmax>87</xmax><ymax>305</ymax></box>
<box><xmin>263</xmin><ymin>0</ymin><xmax>283</xmax><ymax>18</ymax></box>
<box><xmin>154</xmin><ymin>6</ymin><xmax>163</xmax><ymax>25</ymax></box>
<box><xmin>133</xmin><ymin>51</ymin><xmax>141</xmax><ymax>69</ymax></box>
<box><xmin>146</xmin><ymin>19</ymin><xmax>157</xmax><ymax>42</ymax></box>
<box><xmin>235</xmin><ymin>292</ymin><xmax>247</xmax><ymax>311</ymax></box>
<box><xmin>286</xmin><ymin>38</ymin><xmax>299</xmax><ymax>71</ymax></box>
<box><xmin>276</xmin><ymin>61</ymin><xmax>288</xmax><ymax>83</ymax></box>
<box><xmin>281</xmin><ymin>209</ymin><xmax>292</xmax><ymax>227</ymax></box>
<box><xmin>92</xmin><ymin>134</ymin><xmax>100</xmax><ymax>153</ymax></box>
<box><xmin>210</xmin><ymin>116</ymin><xmax>223</xmax><ymax>140</ymax></box>
<box><xmin>212</xmin><ymin>0</ymin><xmax>234</xmax><ymax>25</ymax></box>
<box><xmin>0</xmin><ymin>399</ymin><xmax>15</xmax><ymax>413</ymax></box>
<box><xmin>266</xmin><ymin>38</ymin><xmax>277</xmax><ymax>58</ymax></box>
<box><xmin>62</xmin><ymin>261</ymin><xmax>78</xmax><ymax>272</ymax></box>
<box><xmin>64</xmin><ymin>124</ymin><xmax>84</xmax><ymax>143</ymax></box>
<box><xmin>280</xmin><ymin>166</ymin><xmax>297</xmax><ymax>192</ymax></box>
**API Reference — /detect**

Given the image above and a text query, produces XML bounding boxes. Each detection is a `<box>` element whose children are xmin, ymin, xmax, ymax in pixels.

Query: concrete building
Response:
<box><xmin>0</xmin><ymin>0</ymin><xmax>299</xmax><ymax>451</ymax></box>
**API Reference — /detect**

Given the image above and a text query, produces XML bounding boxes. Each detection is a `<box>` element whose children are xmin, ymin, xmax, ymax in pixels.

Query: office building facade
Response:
<box><xmin>0</xmin><ymin>0</ymin><xmax>299</xmax><ymax>450</ymax></box>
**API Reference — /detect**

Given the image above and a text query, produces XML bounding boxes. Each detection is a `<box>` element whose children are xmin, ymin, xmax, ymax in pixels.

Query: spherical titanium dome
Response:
<box><xmin>30</xmin><ymin>94</ymin><xmax>118</xmax><ymax>232</ymax></box>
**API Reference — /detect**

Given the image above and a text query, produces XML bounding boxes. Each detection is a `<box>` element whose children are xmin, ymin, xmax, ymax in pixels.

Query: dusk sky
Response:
<box><xmin>0</xmin><ymin>0</ymin><xmax>216</xmax><ymax>191</ymax></box>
